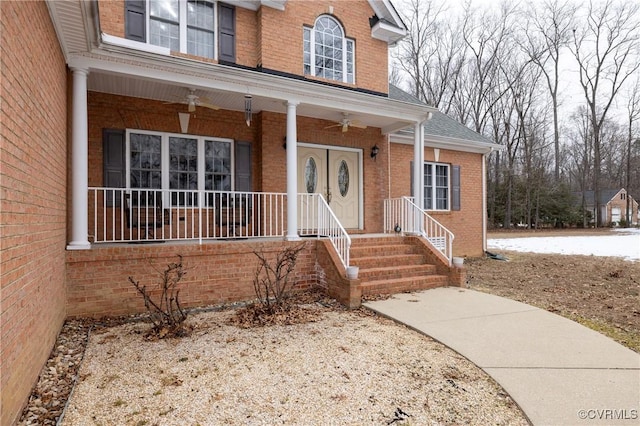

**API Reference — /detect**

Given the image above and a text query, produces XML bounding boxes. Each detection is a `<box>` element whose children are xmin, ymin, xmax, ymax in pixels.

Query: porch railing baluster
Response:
<box><xmin>384</xmin><ymin>197</ymin><xmax>454</xmax><ymax>265</ymax></box>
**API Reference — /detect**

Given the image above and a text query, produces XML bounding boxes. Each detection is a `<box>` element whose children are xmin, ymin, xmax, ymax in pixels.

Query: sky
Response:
<box><xmin>488</xmin><ymin>229</ymin><xmax>640</xmax><ymax>261</ymax></box>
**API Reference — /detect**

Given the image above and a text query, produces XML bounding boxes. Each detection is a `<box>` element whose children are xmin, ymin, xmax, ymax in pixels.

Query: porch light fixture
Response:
<box><xmin>178</xmin><ymin>112</ymin><xmax>190</xmax><ymax>134</ymax></box>
<box><xmin>370</xmin><ymin>144</ymin><xmax>380</xmax><ymax>160</ymax></box>
<box><xmin>244</xmin><ymin>94</ymin><xmax>252</xmax><ymax>127</ymax></box>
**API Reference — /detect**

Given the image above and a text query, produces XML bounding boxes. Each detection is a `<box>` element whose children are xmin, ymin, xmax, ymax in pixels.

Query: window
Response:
<box><xmin>424</xmin><ymin>163</ymin><xmax>449</xmax><ymax>211</ymax></box>
<box><xmin>127</xmin><ymin>130</ymin><xmax>233</xmax><ymax>206</ymax></box>
<box><xmin>126</xmin><ymin>0</ymin><xmax>233</xmax><ymax>60</ymax></box>
<box><xmin>303</xmin><ymin>16</ymin><xmax>355</xmax><ymax>84</ymax></box>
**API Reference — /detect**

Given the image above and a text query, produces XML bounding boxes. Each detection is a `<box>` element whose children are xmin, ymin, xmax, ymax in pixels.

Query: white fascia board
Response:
<box><xmin>69</xmin><ymin>50</ymin><xmax>435</xmax><ymax>123</ymax></box>
<box><xmin>390</xmin><ymin>132</ymin><xmax>503</xmax><ymax>154</ymax></box>
<box><xmin>101</xmin><ymin>34</ymin><xmax>171</xmax><ymax>55</ymax></box>
<box><xmin>371</xmin><ymin>20</ymin><xmax>406</xmax><ymax>44</ymax></box>
<box><xmin>225</xmin><ymin>0</ymin><xmax>286</xmax><ymax>11</ymax></box>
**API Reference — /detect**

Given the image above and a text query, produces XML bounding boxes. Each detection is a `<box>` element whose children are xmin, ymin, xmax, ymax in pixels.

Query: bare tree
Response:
<box><xmin>626</xmin><ymin>78</ymin><xmax>640</xmax><ymax>225</ymax></box>
<box><xmin>393</xmin><ymin>0</ymin><xmax>446</xmax><ymax>103</ymax></box>
<box><xmin>461</xmin><ymin>2</ymin><xmax>517</xmax><ymax>134</ymax></box>
<box><xmin>520</xmin><ymin>0</ymin><xmax>576</xmax><ymax>180</ymax></box>
<box><xmin>567</xmin><ymin>106</ymin><xmax>594</xmax><ymax>226</ymax></box>
<box><xmin>570</xmin><ymin>0</ymin><xmax>640</xmax><ymax>226</ymax></box>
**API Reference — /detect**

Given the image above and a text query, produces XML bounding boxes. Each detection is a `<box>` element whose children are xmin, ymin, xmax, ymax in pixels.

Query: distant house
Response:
<box><xmin>576</xmin><ymin>189</ymin><xmax>639</xmax><ymax>226</ymax></box>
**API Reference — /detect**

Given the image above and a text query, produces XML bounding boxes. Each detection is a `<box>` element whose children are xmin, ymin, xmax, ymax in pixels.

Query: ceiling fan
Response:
<box><xmin>168</xmin><ymin>88</ymin><xmax>220</xmax><ymax>112</ymax></box>
<box><xmin>325</xmin><ymin>113</ymin><xmax>367</xmax><ymax>132</ymax></box>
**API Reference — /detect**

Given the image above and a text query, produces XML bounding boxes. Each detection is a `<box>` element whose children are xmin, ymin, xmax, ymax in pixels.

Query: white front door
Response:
<box><xmin>328</xmin><ymin>149</ymin><xmax>359</xmax><ymax>228</ymax></box>
<box><xmin>297</xmin><ymin>145</ymin><xmax>361</xmax><ymax>229</ymax></box>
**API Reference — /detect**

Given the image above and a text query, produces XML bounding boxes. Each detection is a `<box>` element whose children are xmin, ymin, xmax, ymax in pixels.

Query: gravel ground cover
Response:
<box><xmin>20</xmin><ymin>302</ymin><xmax>527</xmax><ymax>425</ymax></box>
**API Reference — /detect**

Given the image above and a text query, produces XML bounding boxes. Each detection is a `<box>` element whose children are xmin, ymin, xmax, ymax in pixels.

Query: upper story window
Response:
<box><xmin>303</xmin><ymin>16</ymin><xmax>355</xmax><ymax>84</ymax></box>
<box><xmin>125</xmin><ymin>0</ymin><xmax>235</xmax><ymax>62</ymax></box>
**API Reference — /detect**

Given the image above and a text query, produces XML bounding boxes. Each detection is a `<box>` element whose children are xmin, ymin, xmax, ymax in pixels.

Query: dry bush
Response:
<box><xmin>128</xmin><ymin>255</ymin><xmax>189</xmax><ymax>338</ymax></box>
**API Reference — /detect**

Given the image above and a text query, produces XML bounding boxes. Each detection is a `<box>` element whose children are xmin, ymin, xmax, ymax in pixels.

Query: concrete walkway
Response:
<box><xmin>364</xmin><ymin>288</ymin><xmax>640</xmax><ymax>426</ymax></box>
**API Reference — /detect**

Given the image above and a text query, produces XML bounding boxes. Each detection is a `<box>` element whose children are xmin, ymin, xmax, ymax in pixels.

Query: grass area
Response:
<box><xmin>568</xmin><ymin>314</ymin><xmax>640</xmax><ymax>353</ymax></box>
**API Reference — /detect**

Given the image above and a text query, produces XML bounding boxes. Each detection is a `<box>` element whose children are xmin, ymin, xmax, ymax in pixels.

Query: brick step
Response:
<box><xmin>350</xmin><ymin>236</ymin><xmax>404</xmax><ymax>247</ymax></box>
<box><xmin>350</xmin><ymin>243</ymin><xmax>421</xmax><ymax>258</ymax></box>
<box><xmin>358</xmin><ymin>264</ymin><xmax>437</xmax><ymax>280</ymax></box>
<box><xmin>360</xmin><ymin>275</ymin><xmax>449</xmax><ymax>296</ymax></box>
<box><xmin>350</xmin><ymin>254</ymin><xmax>426</xmax><ymax>269</ymax></box>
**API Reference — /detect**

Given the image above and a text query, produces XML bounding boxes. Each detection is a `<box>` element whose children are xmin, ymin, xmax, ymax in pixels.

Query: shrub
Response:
<box><xmin>252</xmin><ymin>243</ymin><xmax>306</xmax><ymax>313</ymax></box>
<box><xmin>128</xmin><ymin>255</ymin><xmax>189</xmax><ymax>338</ymax></box>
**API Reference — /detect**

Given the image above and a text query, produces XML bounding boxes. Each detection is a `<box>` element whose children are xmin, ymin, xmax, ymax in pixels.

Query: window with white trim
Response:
<box><xmin>126</xmin><ymin>0</ymin><xmax>233</xmax><ymax>60</ymax></box>
<box><xmin>424</xmin><ymin>162</ymin><xmax>449</xmax><ymax>210</ymax></box>
<box><xmin>148</xmin><ymin>0</ymin><xmax>215</xmax><ymax>58</ymax></box>
<box><xmin>127</xmin><ymin>130</ymin><xmax>233</xmax><ymax>206</ymax></box>
<box><xmin>303</xmin><ymin>16</ymin><xmax>355</xmax><ymax>84</ymax></box>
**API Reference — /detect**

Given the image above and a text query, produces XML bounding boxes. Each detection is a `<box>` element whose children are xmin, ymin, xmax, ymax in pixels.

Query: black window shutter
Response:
<box><xmin>452</xmin><ymin>165</ymin><xmax>461</xmax><ymax>211</ymax></box>
<box><xmin>103</xmin><ymin>129</ymin><xmax>126</xmax><ymax>206</ymax></box>
<box><xmin>235</xmin><ymin>141</ymin><xmax>251</xmax><ymax>191</ymax></box>
<box><xmin>125</xmin><ymin>1</ymin><xmax>146</xmax><ymax>42</ymax></box>
<box><xmin>218</xmin><ymin>3</ymin><xmax>236</xmax><ymax>62</ymax></box>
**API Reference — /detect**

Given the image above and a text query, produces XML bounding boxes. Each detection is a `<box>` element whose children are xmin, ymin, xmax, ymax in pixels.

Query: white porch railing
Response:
<box><xmin>298</xmin><ymin>193</ymin><xmax>351</xmax><ymax>268</ymax></box>
<box><xmin>89</xmin><ymin>188</ymin><xmax>351</xmax><ymax>267</ymax></box>
<box><xmin>89</xmin><ymin>188</ymin><xmax>288</xmax><ymax>243</ymax></box>
<box><xmin>384</xmin><ymin>196</ymin><xmax>454</xmax><ymax>265</ymax></box>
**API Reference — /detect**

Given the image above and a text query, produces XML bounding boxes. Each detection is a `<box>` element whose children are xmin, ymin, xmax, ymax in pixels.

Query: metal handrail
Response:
<box><xmin>384</xmin><ymin>196</ymin><xmax>454</xmax><ymax>265</ymax></box>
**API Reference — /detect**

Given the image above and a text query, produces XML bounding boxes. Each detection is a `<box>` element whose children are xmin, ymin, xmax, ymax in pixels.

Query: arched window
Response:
<box><xmin>303</xmin><ymin>16</ymin><xmax>355</xmax><ymax>84</ymax></box>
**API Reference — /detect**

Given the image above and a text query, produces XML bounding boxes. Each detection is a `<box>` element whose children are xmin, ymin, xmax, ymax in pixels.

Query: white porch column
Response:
<box><xmin>285</xmin><ymin>101</ymin><xmax>301</xmax><ymax>241</ymax></box>
<box><xmin>67</xmin><ymin>67</ymin><xmax>91</xmax><ymax>250</ymax></box>
<box><xmin>412</xmin><ymin>121</ymin><xmax>424</xmax><ymax>233</ymax></box>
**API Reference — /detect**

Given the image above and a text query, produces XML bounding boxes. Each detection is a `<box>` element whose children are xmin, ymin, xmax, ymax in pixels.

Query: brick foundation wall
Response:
<box><xmin>390</xmin><ymin>143</ymin><xmax>486</xmax><ymax>257</ymax></box>
<box><xmin>0</xmin><ymin>2</ymin><xmax>69</xmax><ymax>424</ymax></box>
<box><xmin>66</xmin><ymin>240</ymin><xmax>319</xmax><ymax>317</ymax></box>
<box><xmin>317</xmin><ymin>240</ymin><xmax>361</xmax><ymax>308</ymax></box>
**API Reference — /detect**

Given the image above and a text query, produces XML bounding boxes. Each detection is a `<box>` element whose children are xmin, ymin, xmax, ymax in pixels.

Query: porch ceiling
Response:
<box><xmin>87</xmin><ymin>71</ymin><xmax>409</xmax><ymax>130</ymax></box>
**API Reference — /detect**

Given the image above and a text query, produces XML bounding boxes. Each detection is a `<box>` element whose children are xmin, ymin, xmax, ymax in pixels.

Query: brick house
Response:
<box><xmin>0</xmin><ymin>0</ymin><xmax>499</xmax><ymax>423</ymax></box>
<box><xmin>578</xmin><ymin>189</ymin><xmax>640</xmax><ymax>226</ymax></box>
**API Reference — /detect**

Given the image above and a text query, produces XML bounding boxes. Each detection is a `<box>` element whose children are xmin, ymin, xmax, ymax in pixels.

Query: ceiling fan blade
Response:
<box><xmin>324</xmin><ymin>123</ymin><xmax>341</xmax><ymax>129</ymax></box>
<box><xmin>198</xmin><ymin>102</ymin><xmax>220</xmax><ymax>110</ymax></box>
<box><xmin>349</xmin><ymin>120</ymin><xmax>367</xmax><ymax>129</ymax></box>
<box><xmin>342</xmin><ymin>123</ymin><xmax>349</xmax><ymax>132</ymax></box>
<box><xmin>188</xmin><ymin>102</ymin><xmax>196</xmax><ymax>113</ymax></box>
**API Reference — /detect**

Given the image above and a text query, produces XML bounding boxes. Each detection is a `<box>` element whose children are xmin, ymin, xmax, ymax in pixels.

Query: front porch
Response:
<box><xmin>67</xmin><ymin>189</ymin><xmax>463</xmax><ymax>317</ymax></box>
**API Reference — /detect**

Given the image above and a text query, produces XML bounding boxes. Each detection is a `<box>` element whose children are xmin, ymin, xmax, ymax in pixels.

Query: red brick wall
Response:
<box><xmin>87</xmin><ymin>92</ymin><xmax>260</xmax><ymax>190</ymax></box>
<box><xmin>258</xmin><ymin>1</ymin><xmax>389</xmax><ymax>94</ymax></box>
<box><xmin>66</xmin><ymin>240</ymin><xmax>318</xmax><ymax>317</ymax></box>
<box><xmin>97</xmin><ymin>1</ymin><xmax>388</xmax><ymax>94</ymax></box>
<box><xmin>98</xmin><ymin>0</ymin><xmax>124</xmax><ymax>37</ymax></box>
<box><xmin>390</xmin><ymin>143</ymin><xmax>486</xmax><ymax>257</ymax></box>
<box><xmin>0</xmin><ymin>2</ymin><xmax>69</xmax><ymax>424</ymax></box>
<box><xmin>236</xmin><ymin>7</ymin><xmax>259</xmax><ymax>67</ymax></box>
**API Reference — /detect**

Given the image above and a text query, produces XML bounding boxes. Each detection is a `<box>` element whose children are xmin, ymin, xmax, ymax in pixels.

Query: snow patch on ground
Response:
<box><xmin>488</xmin><ymin>229</ymin><xmax>640</xmax><ymax>262</ymax></box>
